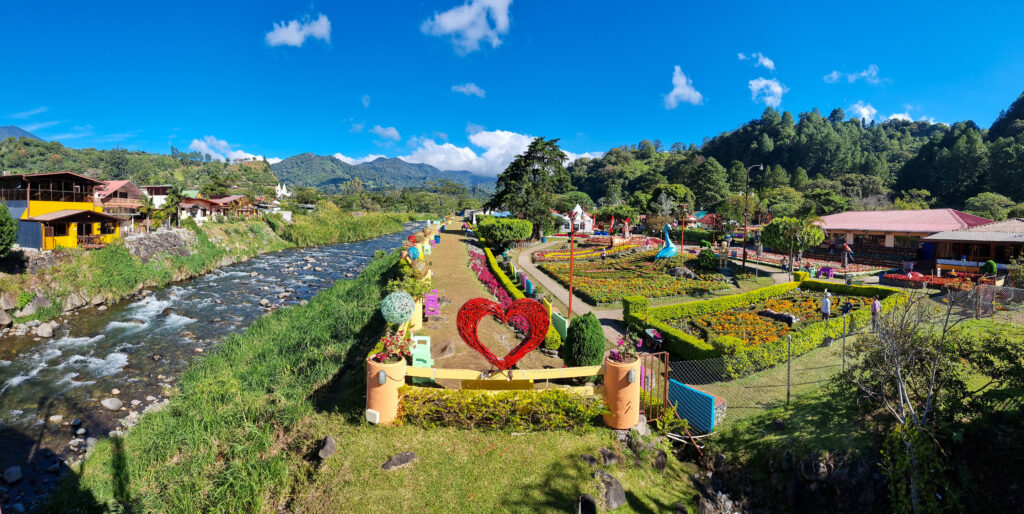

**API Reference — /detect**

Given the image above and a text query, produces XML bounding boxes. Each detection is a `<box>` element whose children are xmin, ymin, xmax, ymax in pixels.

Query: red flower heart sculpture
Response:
<box><xmin>456</xmin><ymin>297</ymin><xmax>551</xmax><ymax>371</ymax></box>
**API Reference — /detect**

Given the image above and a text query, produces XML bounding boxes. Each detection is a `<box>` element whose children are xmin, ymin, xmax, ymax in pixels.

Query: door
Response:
<box><xmin>43</xmin><ymin>226</ymin><xmax>55</xmax><ymax>250</ymax></box>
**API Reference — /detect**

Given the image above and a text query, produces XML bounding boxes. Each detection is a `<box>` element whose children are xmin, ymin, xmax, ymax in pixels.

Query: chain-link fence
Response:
<box><xmin>946</xmin><ymin>284</ymin><xmax>1024</xmax><ymax>318</ymax></box>
<box><xmin>666</xmin><ymin>328</ymin><xmax>862</xmax><ymax>431</ymax></box>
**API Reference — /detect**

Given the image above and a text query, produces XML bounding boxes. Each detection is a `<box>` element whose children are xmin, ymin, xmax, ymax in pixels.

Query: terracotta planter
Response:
<box><xmin>401</xmin><ymin>250</ymin><xmax>409</xmax><ymax>260</ymax></box>
<box><xmin>366</xmin><ymin>356</ymin><xmax>407</xmax><ymax>425</ymax></box>
<box><xmin>602</xmin><ymin>355</ymin><xmax>642</xmax><ymax>429</ymax></box>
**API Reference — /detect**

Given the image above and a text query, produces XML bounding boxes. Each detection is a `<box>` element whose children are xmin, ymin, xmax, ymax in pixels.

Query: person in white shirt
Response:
<box><xmin>821</xmin><ymin>291</ymin><xmax>832</xmax><ymax>321</ymax></box>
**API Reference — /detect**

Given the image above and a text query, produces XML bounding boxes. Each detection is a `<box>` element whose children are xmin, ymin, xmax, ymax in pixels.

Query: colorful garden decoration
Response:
<box><xmin>424</xmin><ymin>289</ymin><xmax>440</xmax><ymax>316</ymax></box>
<box><xmin>381</xmin><ymin>291</ymin><xmax>416</xmax><ymax>325</ymax></box>
<box><xmin>408</xmin><ymin>245</ymin><xmax>420</xmax><ymax>260</ymax></box>
<box><xmin>408</xmin><ymin>234</ymin><xmax>417</xmax><ymax>244</ymax></box>
<box><xmin>655</xmin><ymin>223</ymin><xmax>678</xmax><ymax>260</ymax></box>
<box><xmin>456</xmin><ymin>297</ymin><xmax>550</xmax><ymax>371</ymax></box>
<box><xmin>434</xmin><ymin>234</ymin><xmax>441</xmax><ymax>244</ymax></box>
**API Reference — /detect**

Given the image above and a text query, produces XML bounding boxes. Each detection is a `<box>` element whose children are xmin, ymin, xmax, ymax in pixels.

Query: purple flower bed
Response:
<box><xmin>468</xmin><ymin>248</ymin><xmax>529</xmax><ymax>332</ymax></box>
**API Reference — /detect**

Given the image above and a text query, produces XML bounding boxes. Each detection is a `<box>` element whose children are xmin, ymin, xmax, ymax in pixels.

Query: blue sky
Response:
<box><xmin>3</xmin><ymin>1</ymin><xmax>1023</xmax><ymax>176</ymax></box>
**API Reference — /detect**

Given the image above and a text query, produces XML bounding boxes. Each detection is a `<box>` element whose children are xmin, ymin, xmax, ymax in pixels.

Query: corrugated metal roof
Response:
<box><xmin>28</xmin><ymin>209</ymin><xmax>123</xmax><ymax>222</ymax></box>
<box><xmin>819</xmin><ymin>209</ymin><xmax>992</xmax><ymax>233</ymax></box>
<box><xmin>923</xmin><ymin>218</ymin><xmax>1024</xmax><ymax>243</ymax></box>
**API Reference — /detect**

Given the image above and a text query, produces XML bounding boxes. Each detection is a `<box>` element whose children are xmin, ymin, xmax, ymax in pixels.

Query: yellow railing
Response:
<box><xmin>405</xmin><ymin>364</ymin><xmax>604</xmax><ymax>381</ymax></box>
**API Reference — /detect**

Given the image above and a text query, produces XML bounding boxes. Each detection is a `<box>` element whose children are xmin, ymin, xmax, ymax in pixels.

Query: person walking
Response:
<box><xmin>821</xmin><ymin>291</ymin><xmax>832</xmax><ymax>321</ymax></box>
<box><xmin>871</xmin><ymin>295</ymin><xmax>882</xmax><ymax>331</ymax></box>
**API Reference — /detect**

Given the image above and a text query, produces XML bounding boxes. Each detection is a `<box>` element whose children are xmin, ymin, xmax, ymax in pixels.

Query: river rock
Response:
<box><xmin>0</xmin><ymin>292</ymin><xmax>17</xmax><ymax>310</ymax></box>
<box><xmin>91</xmin><ymin>294</ymin><xmax>105</xmax><ymax>306</ymax></box>
<box><xmin>71</xmin><ymin>418</ymin><xmax>82</xmax><ymax>428</ymax></box>
<box><xmin>299</xmin><ymin>300</ymin><xmax>308</xmax><ymax>306</ymax></box>
<box><xmin>594</xmin><ymin>470</ymin><xmax>626</xmax><ymax>510</ymax></box>
<box><xmin>259</xmin><ymin>298</ymin><xmax>270</xmax><ymax>307</ymax></box>
<box><xmin>219</xmin><ymin>256</ymin><xmax>234</xmax><ymax>267</ymax></box>
<box><xmin>382</xmin><ymin>452</ymin><xmax>417</xmax><ymax>471</ymax></box>
<box><xmin>146</xmin><ymin>395</ymin><xmax>157</xmax><ymax>402</ymax></box>
<box><xmin>98</xmin><ymin>305</ymin><xmax>107</xmax><ymax>311</ymax></box>
<box><xmin>250</xmin><ymin>271</ymin><xmax>258</xmax><ymax>277</ymax></box>
<box><xmin>101</xmin><ymin>398</ymin><xmax>123</xmax><ymax>411</ymax></box>
<box><xmin>599</xmin><ymin>447</ymin><xmax>618</xmax><ymax>466</ymax></box>
<box><xmin>76</xmin><ymin>428</ymin><xmax>86</xmax><ymax>436</ymax></box>
<box><xmin>0</xmin><ymin>310</ymin><xmax>11</xmax><ymax>328</ymax></box>
<box><xmin>111</xmin><ymin>388</ymin><xmax>120</xmax><ymax>395</ymax></box>
<box><xmin>37</xmin><ymin>323</ymin><xmax>54</xmax><ymax>338</ymax></box>
<box><xmin>14</xmin><ymin>294</ymin><xmax>50</xmax><ymax>318</ymax></box>
<box><xmin>3</xmin><ymin>465</ymin><xmax>22</xmax><ymax>485</ymax></box>
<box><xmin>48</xmin><ymin>414</ymin><xmax>63</xmax><ymax>424</ymax></box>
<box><xmin>63</xmin><ymin>292</ymin><xmax>87</xmax><ymax>312</ymax></box>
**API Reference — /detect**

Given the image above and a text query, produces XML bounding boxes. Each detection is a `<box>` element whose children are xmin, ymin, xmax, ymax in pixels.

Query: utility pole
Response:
<box><xmin>742</xmin><ymin>164</ymin><xmax>764</xmax><ymax>273</ymax></box>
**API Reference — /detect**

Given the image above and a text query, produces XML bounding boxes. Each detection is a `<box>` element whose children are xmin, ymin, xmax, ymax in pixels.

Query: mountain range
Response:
<box><xmin>0</xmin><ymin>125</ymin><xmax>42</xmax><ymax>141</ymax></box>
<box><xmin>270</xmin><ymin>153</ymin><xmax>494</xmax><ymax>192</ymax></box>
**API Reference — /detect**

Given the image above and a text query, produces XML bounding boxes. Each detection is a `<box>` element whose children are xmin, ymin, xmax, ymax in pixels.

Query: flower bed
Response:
<box><xmin>623</xmin><ymin>279</ymin><xmax>903</xmax><ymax>378</ymax></box>
<box><xmin>749</xmin><ymin>250</ymin><xmax>887</xmax><ymax>275</ymax></box>
<box><xmin>468</xmin><ymin>247</ymin><xmax>529</xmax><ymax>331</ymax></box>
<box><xmin>537</xmin><ymin>249</ymin><xmax>729</xmax><ymax>304</ymax></box>
<box><xmin>880</xmin><ymin>273</ymin><xmax>979</xmax><ymax>290</ymax></box>
<box><xmin>532</xmin><ymin>244</ymin><xmax>637</xmax><ymax>262</ymax></box>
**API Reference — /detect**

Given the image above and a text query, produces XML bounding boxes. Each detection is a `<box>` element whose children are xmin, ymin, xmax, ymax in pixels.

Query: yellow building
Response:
<box><xmin>0</xmin><ymin>172</ymin><xmax>122</xmax><ymax>250</ymax></box>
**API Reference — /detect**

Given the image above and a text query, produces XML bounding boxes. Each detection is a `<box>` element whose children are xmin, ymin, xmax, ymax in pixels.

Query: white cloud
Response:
<box><xmin>267</xmin><ymin>157</ymin><xmax>282</xmax><ymax>165</ymax></box>
<box><xmin>421</xmin><ymin>0</ymin><xmax>512</xmax><ymax>54</ymax></box>
<box><xmin>48</xmin><ymin>125</ymin><xmax>94</xmax><ymax>140</ymax></box>
<box><xmin>349</xmin><ymin>123</ymin><xmax>364</xmax><ymax>133</ymax></box>
<box><xmin>452</xmin><ymin>82</ymin><xmax>486</xmax><ymax>97</ymax></box>
<box><xmin>664</xmin><ymin>66</ymin><xmax>703</xmax><ymax>109</ymax></box>
<box><xmin>738</xmin><ymin>52</ymin><xmax>774</xmax><ymax>71</ymax></box>
<box><xmin>399</xmin><ymin>128</ymin><xmax>599</xmax><ymax>176</ymax></box>
<box><xmin>466</xmin><ymin>122</ymin><xmax>485</xmax><ymax>133</ymax></box>
<box><xmin>850</xmin><ymin>101</ymin><xmax>877</xmax><ymax>121</ymax></box>
<box><xmin>823</xmin><ymin>64</ymin><xmax>888</xmax><ymax>85</ymax></box>
<box><xmin>333</xmin><ymin>152</ymin><xmax>385</xmax><ymax>165</ymax></box>
<box><xmin>265</xmin><ymin>13</ymin><xmax>331</xmax><ymax>47</ymax></box>
<box><xmin>9</xmin><ymin>106</ymin><xmax>48</xmax><ymax>119</ymax></box>
<box><xmin>361</xmin><ymin>94</ymin><xmax>371</xmax><ymax>108</ymax></box>
<box><xmin>887</xmin><ymin>112</ymin><xmax>913</xmax><ymax>122</ymax></box>
<box><xmin>188</xmin><ymin>135</ymin><xmax>279</xmax><ymax>163</ymax></box>
<box><xmin>370</xmin><ymin>125</ymin><xmax>401</xmax><ymax>141</ymax></box>
<box><xmin>563</xmin><ymin>150</ymin><xmax>605</xmax><ymax>162</ymax></box>
<box><xmin>748</xmin><ymin>77</ymin><xmax>788</xmax><ymax>107</ymax></box>
<box><xmin>22</xmin><ymin>121</ymin><xmax>59</xmax><ymax>132</ymax></box>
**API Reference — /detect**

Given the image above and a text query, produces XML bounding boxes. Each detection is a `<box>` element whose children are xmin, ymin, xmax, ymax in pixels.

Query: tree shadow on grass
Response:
<box><xmin>495</xmin><ymin>451</ymin><xmax>592</xmax><ymax>512</ymax></box>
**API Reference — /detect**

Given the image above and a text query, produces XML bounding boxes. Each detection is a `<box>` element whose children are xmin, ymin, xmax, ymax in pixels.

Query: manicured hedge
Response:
<box><xmin>623</xmin><ymin>278</ymin><xmax>905</xmax><ymax>376</ymax></box>
<box><xmin>400</xmin><ymin>386</ymin><xmax>608</xmax><ymax>431</ymax></box>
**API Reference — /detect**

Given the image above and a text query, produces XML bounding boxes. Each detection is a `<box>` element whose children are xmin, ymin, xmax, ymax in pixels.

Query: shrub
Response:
<box><xmin>697</xmin><ymin>249</ymin><xmax>718</xmax><ymax>270</ymax></box>
<box><xmin>16</xmin><ymin>291</ymin><xmax>35</xmax><ymax>310</ymax></box>
<box><xmin>544</xmin><ymin>326</ymin><xmax>562</xmax><ymax>350</ymax></box>
<box><xmin>564</xmin><ymin>312</ymin><xmax>606</xmax><ymax>367</ymax></box>
<box><xmin>710</xmin><ymin>335</ymin><xmax>746</xmax><ymax>355</ymax></box>
<box><xmin>400</xmin><ymin>387</ymin><xmax>608</xmax><ymax>431</ymax></box>
<box><xmin>0</xmin><ymin>203</ymin><xmax>16</xmax><ymax>257</ymax></box>
<box><xmin>476</xmin><ymin>217</ymin><xmax>533</xmax><ymax>248</ymax></box>
<box><xmin>980</xmin><ymin>260</ymin><xmax>998</xmax><ymax>274</ymax></box>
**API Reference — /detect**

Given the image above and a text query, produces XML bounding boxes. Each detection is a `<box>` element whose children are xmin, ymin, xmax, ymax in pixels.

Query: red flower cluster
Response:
<box><xmin>467</xmin><ymin>248</ymin><xmax>529</xmax><ymax>332</ymax></box>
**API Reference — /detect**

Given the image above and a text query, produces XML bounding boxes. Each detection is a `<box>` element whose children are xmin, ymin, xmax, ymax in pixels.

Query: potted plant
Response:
<box><xmin>366</xmin><ymin>331</ymin><xmax>413</xmax><ymax>425</ymax></box>
<box><xmin>603</xmin><ymin>332</ymin><xmax>643</xmax><ymax>429</ymax></box>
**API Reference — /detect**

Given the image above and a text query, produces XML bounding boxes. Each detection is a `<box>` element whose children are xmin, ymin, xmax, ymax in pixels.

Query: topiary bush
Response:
<box><xmin>697</xmin><ymin>249</ymin><xmax>718</xmax><ymax>270</ymax></box>
<box><xmin>543</xmin><ymin>326</ymin><xmax>562</xmax><ymax>350</ymax></box>
<box><xmin>980</xmin><ymin>260</ymin><xmax>998</xmax><ymax>275</ymax></box>
<box><xmin>564</xmin><ymin>312</ymin><xmax>606</xmax><ymax>367</ymax></box>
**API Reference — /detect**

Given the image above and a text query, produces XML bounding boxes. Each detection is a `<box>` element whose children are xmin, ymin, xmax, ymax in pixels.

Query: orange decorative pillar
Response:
<box><xmin>366</xmin><ymin>357</ymin><xmax>407</xmax><ymax>425</ymax></box>
<box><xmin>602</xmin><ymin>356</ymin><xmax>642</xmax><ymax>429</ymax></box>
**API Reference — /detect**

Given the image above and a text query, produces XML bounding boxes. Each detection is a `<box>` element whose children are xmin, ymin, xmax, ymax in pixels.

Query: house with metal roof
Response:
<box><xmin>0</xmin><ymin>172</ymin><xmax>122</xmax><ymax>250</ymax></box>
<box><xmin>923</xmin><ymin>218</ymin><xmax>1024</xmax><ymax>268</ymax></box>
<box><xmin>819</xmin><ymin>209</ymin><xmax>992</xmax><ymax>248</ymax></box>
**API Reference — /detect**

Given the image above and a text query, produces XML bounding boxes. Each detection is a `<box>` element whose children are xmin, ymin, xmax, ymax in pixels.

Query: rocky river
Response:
<box><xmin>0</xmin><ymin>222</ymin><xmax>423</xmax><ymax>509</ymax></box>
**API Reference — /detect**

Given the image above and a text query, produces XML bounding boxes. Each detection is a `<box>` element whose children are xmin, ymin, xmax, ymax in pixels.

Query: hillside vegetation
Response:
<box><xmin>271</xmin><ymin>153</ymin><xmax>493</xmax><ymax>192</ymax></box>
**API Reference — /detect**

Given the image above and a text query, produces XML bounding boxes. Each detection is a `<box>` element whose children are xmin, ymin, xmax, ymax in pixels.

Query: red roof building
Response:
<box><xmin>819</xmin><ymin>209</ymin><xmax>992</xmax><ymax>248</ymax></box>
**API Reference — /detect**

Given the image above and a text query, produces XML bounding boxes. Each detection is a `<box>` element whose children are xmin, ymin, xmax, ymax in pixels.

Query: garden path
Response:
<box><xmin>515</xmin><ymin>240</ymin><xmax>626</xmax><ymax>344</ymax></box>
<box><xmin>417</xmin><ymin>222</ymin><xmax>562</xmax><ymax>388</ymax></box>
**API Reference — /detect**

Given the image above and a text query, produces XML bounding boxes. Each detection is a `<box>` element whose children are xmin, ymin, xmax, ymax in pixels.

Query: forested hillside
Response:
<box><xmin>0</xmin><ymin>137</ymin><xmax>278</xmax><ymax>196</ymax></box>
<box><xmin>568</xmin><ymin>90</ymin><xmax>1024</xmax><ymax>220</ymax></box>
<box><xmin>270</xmin><ymin>153</ymin><xmax>493</xmax><ymax>193</ymax></box>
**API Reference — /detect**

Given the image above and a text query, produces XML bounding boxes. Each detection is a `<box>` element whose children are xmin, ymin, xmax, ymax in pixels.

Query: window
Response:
<box><xmin>53</xmin><ymin>223</ymin><xmax>68</xmax><ymax>237</ymax></box>
<box><xmin>100</xmin><ymin>222</ymin><xmax>117</xmax><ymax>234</ymax></box>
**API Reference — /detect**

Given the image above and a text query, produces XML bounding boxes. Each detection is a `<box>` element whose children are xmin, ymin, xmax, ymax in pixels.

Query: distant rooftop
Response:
<box><xmin>819</xmin><ymin>209</ymin><xmax>992</xmax><ymax>234</ymax></box>
<box><xmin>924</xmin><ymin>218</ymin><xmax>1024</xmax><ymax>244</ymax></box>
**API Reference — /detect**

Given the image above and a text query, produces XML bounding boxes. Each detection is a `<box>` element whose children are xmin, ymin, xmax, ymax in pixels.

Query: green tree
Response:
<box><xmin>801</xmin><ymin>189</ymin><xmax>849</xmax><ymax>215</ymax></box>
<box><xmin>764</xmin><ymin>164</ymin><xmax>790</xmax><ymax>188</ymax></box>
<box><xmin>647</xmin><ymin>184</ymin><xmax>695</xmax><ymax>216</ymax></box>
<box><xmin>790</xmin><ymin>166</ymin><xmax>809</xmax><ymax>189</ymax></box>
<box><xmin>964</xmin><ymin>192</ymin><xmax>1015</xmax><ymax>220</ymax></box>
<box><xmin>761</xmin><ymin>186</ymin><xmax>804</xmax><ymax>217</ymax></box>
<box><xmin>564</xmin><ymin>313</ymin><xmax>605</xmax><ymax>368</ymax></box>
<box><xmin>893</xmin><ymin>189</ymin><xmax>934</xmax><ymax>210</ymax></box>
<box><xmin>486</xmin><ymin>137</ymin><xmax>570</xmax><ymax>238</ymax></box>
<box><xmin>690</xmin><ymin>157</ymin><xmax>730</xmax><ymax>209</ymax></box>
<box><xmin>553</xmin><ymin>191</ymin><xmax>595</xmax><ymax>213</ymax></box>
<box><xmin>760</xmin><ymin>216</ymin><xmax>825</xmax><ymax>278</ymax></box>
<box><xmin>0</xmin><ymin>203</ymin><xmax>16</xmax><ymax>257</ymax></box>
<box><xmin>105</xmin><ymin>148</ymin><xmax>130</xmax><ymax>179</ymax></box>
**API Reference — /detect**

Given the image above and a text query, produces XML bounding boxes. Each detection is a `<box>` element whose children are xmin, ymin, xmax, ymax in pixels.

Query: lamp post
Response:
<box><xmin>742</xmin><ymin>164</ymin><xmax>764</xmax><ymax>272</ymax></box>
<box><xmin>568</xmin><ymin>210</ymin><xmax>577</xmax><ymax>318</ymax></box>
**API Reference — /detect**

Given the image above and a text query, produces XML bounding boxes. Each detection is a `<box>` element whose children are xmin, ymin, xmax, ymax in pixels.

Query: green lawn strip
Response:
<box><xmin>48</xmin><ymin>251</ymin><xmax>404</xmax><ymax>512</ymax></box>
<box><xmin>286</xmin><ymin>420</ymin><xmax>699</xmax><ymax>513</ymax></box>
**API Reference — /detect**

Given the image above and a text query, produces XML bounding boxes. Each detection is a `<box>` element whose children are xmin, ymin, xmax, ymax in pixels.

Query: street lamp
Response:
<box><xmin>742</xmin><ymin>164</ymin><xmax>764</xmax><ymax>272</ymax></box>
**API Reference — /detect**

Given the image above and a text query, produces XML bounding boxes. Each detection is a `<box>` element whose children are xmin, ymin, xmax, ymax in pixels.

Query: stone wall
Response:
<box><xmin>123</xmin><ymin>229</ymin><xmax>197</xmax><ymax>262</ymax></box>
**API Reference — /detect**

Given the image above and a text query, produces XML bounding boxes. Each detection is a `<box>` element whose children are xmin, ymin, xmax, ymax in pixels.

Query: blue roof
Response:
<box><xmin>695</xmin><ymin>210</ymin><xmax>709</xmax><ymax>219</ymax></box>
